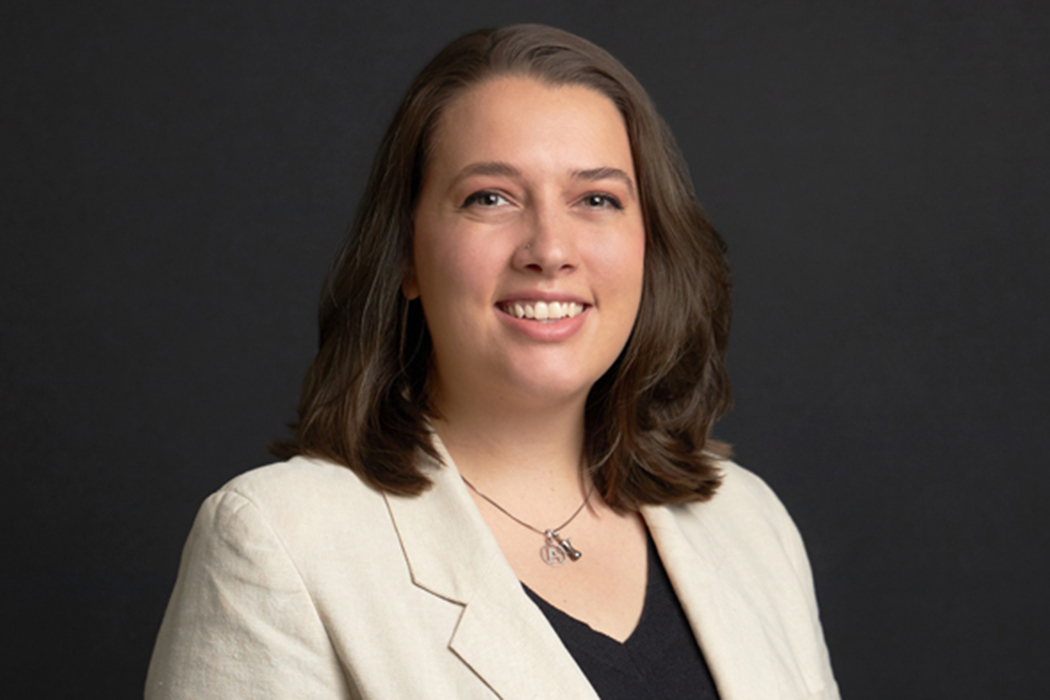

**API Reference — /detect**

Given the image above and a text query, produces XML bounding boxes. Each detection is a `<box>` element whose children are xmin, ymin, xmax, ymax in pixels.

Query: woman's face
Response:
<box><xmin>406</xmin><ymin>76</ymin><xmax>645</xmax><ymax>413</ymax></box>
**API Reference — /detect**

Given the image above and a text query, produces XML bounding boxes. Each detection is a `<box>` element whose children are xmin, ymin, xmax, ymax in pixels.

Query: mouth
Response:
<box><xmin>497</xmin><ymin>300</ymin><xmax>587</xmax><ymax>322</ymax></box>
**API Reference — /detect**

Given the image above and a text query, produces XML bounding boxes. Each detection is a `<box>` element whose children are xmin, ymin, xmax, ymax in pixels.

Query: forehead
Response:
<box><xmin>425</xmin><ymin>75</ymin><xmax>633</xmax><ymax>177</ymax></box>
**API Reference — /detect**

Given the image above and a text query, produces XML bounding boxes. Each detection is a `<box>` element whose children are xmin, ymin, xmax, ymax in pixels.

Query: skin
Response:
<box><xmin>406</xmin><ymin>76</ymin><xmax>649</xmax><ymax>642</ymax></box>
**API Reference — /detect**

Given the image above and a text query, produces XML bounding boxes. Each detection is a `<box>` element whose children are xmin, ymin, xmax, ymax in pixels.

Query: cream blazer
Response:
<box><xmin>146</xmin><ymin>439</ymin><xmax>839</xmax><ymax>699</ymax></box>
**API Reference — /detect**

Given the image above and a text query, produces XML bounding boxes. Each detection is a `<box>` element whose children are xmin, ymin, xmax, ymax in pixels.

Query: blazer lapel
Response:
<box><xmin>643</xmin><ymin>503</ymin><xmax>806</xmax><ymax>700</ymax></box>
<box><xmin>384</xmin><ymin>438</ymin><xmax>598</xmax><ymax>700</ymax></box>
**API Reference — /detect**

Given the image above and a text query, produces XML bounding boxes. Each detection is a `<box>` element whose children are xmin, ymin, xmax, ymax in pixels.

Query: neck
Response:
<box><xmin>429</xmin><ymin>386</ymin><xmax>589</xmax><ymax>495</ymax></box>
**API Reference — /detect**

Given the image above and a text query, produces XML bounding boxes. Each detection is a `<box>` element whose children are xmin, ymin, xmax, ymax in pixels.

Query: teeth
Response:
<box><xmin>503</xmin><ymin>301</ymin><xmax>584</xmax><ymax>321</ymax></box>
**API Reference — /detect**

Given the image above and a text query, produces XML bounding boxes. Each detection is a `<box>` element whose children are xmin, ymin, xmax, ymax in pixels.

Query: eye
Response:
<box><xmin>462</xmin><ymin>190</ymin><xmax>510</xmax><ymax>208</ymax></box>
<box><xmin>581</xmin><ymin>193</ymin><xmax>624</xmax><ymax>210</ymax></box>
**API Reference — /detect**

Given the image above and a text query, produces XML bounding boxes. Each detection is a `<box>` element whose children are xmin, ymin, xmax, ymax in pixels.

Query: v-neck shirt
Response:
<box><xmin>523</xmin><ymin>533</ymin><xmax>720</xmax><ymax>699</ymax></box>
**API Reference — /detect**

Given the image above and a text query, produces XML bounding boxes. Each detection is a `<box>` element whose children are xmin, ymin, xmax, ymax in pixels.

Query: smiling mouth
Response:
<box><xmin>498</xmin><ymin>300</ymin><xmax>587</xmax><ymax>321</ymax></box>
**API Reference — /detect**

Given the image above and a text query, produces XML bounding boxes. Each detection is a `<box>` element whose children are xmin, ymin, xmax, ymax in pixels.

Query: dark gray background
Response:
<box><xmin>3</xmin><ymin>1</ymin><xmax>1047</xmax><ymax>697</ymax></box>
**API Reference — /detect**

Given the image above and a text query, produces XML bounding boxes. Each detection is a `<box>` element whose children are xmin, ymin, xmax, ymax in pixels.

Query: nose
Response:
<box><xmin>515</xmin><ymin>204</ymin><xmax>578</xmax><ymax>276</ymax></box>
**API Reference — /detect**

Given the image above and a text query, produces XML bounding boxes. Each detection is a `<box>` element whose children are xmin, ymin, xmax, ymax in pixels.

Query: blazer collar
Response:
<box><xmin>384</xmin><ymin>435</ymin><xmax>599</xmax><ymax>700</ymax></box>
<box><xmin>385</xmin><ymin>438</ymin><xmax>808</xmax><ymax>700</ymax></box>
<box><xmin>643</xmin><ymin>502</ymin><xmax>807</xmax><ymax>700</ymax></box>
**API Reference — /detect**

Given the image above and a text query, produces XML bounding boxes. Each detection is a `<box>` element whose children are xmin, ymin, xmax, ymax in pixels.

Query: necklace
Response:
<box><xmin>461</xmin><ymin>475</ymin><xmax>594</xmax><ymax>567</ymax></box>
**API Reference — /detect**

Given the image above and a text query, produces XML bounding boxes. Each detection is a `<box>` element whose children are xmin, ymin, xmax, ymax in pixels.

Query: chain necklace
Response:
<box><xmin>461</xmin><ymin>475</ymin><xmax>594</xmax><ymax>567</ymax></box>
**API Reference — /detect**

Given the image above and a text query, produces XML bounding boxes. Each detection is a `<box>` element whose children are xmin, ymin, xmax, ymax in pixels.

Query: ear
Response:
<box><xmin>402</xmin><ymin>266</ymin><xmax>420</xmax><ymax>300</ymax></box>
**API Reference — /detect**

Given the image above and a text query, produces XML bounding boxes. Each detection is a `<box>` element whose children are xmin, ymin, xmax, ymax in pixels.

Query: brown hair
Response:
<box><xmin>271</xmin><ymin>24</ymin><xmax>732</xmax><ymax>509</ymax></box>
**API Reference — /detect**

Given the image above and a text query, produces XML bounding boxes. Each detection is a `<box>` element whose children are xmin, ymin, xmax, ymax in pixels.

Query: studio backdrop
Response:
<box><xmin>3</xmin><ymin>1</ymin><xmax>1047</xmax><ymax>697</ymax></box>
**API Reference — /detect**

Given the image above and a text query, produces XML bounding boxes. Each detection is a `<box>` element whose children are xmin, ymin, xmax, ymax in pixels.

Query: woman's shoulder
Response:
<box><xmin>709</xmin><ymin>459</ymin><xmax>794</xmax><ymax>517</ymax></box>
<box><xmin>665</xmin><ymin>459</ymin><xmax>810</xmax><ymax>563</ymax></box>
<box><xmin>220</xmin><ymin>455</ymin><xmax>377</xmax><ymax>503</ymax></box>
<box><xmin>197</xmin><ymin>456</ymin><xmax>391</xmax><ymax>545</ymax></box>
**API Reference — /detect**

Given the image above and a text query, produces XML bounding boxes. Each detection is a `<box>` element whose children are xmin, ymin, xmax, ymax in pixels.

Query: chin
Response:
<box><xmin>499</xmin><ymin>369</ymin><xmax>600</xmax><ymax>408</ymax></box>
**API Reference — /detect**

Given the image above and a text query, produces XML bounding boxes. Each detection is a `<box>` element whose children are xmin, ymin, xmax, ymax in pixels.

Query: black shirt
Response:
<box><xmin>524</xmin><ymin>534</ymin><xmax>721</xmax><ymax>700</ymax></box>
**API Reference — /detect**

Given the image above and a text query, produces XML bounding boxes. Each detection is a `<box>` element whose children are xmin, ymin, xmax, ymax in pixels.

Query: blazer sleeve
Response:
<box><xmin>145</xmin><ymin>489</ymin><xmax>357</xmax><ymax>700</ymax></box>
<box><xmin>737</xmin><ymin>466</ymin><xmax>840</xmax><ymax>699</ymax></box>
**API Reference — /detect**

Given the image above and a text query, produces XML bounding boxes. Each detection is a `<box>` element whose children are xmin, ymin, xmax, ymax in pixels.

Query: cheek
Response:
<box><xmin>592</xmin><ymin>228</ymin><xmax>646</xmax><ymax>305</ymax></box>
<box><xmin>623</xmin><ymin>219</ymin><xmax>647</xmax><ymax>296</ymax></box>
<box><xmin>626</xmin><ymin>232</ymin><xmax>646</xmax><ymax>289</ymax></box>
<box><xmin>413</xmin><ymin>229</ymin><xmax>499</xmax><ymax>310</ymax></box>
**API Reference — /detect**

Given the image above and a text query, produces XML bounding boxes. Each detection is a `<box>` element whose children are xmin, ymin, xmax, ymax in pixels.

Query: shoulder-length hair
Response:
<box><xmin>272</xmin><ymin>24</ymin><xmax>732</xmax><ymax>510</ymax></box>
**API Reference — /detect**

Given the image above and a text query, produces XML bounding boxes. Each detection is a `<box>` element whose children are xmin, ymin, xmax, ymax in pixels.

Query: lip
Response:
<box><xmin>495</xmin><ymin>299</ymin><xmax>590</xmax><ymax>342</ymax></box>
<box><xmin>495</xmin><ymin>290</ymin><xmax>590</xmax><ymax>305</ymax></box>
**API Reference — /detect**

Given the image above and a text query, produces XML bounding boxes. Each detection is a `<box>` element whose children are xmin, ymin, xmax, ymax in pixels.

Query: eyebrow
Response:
<box><xmin>450</xmin><ymin>161</ymin><xmax>522</xmax><ymax>187</ymax></box>
<box><xmin>450</xmin><ymin>162</ymin><xmax>637</xmax><ymax>197</ymax></box>
<box><xmin>571</xmin><ymin>167</ymin><xmax>636</xmax><ymax>197</ymax></box>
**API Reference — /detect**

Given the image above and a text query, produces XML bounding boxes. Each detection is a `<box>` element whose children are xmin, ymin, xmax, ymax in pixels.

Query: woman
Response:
<box><xmin>146</xmin><ymin>24</ymin><xmax>838</xmax><ymax>699</ymax></box>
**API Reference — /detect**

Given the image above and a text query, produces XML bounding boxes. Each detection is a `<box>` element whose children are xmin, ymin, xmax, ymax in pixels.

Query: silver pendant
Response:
<box><xmin>541</xmin><ymin>530</ymin><xmax>582</xmax><ymax>567</ymax></box>
<box><xmin>541</xmin><ymin>541</ymin><xmax>567</xmax><ymax>567</ymax></box>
